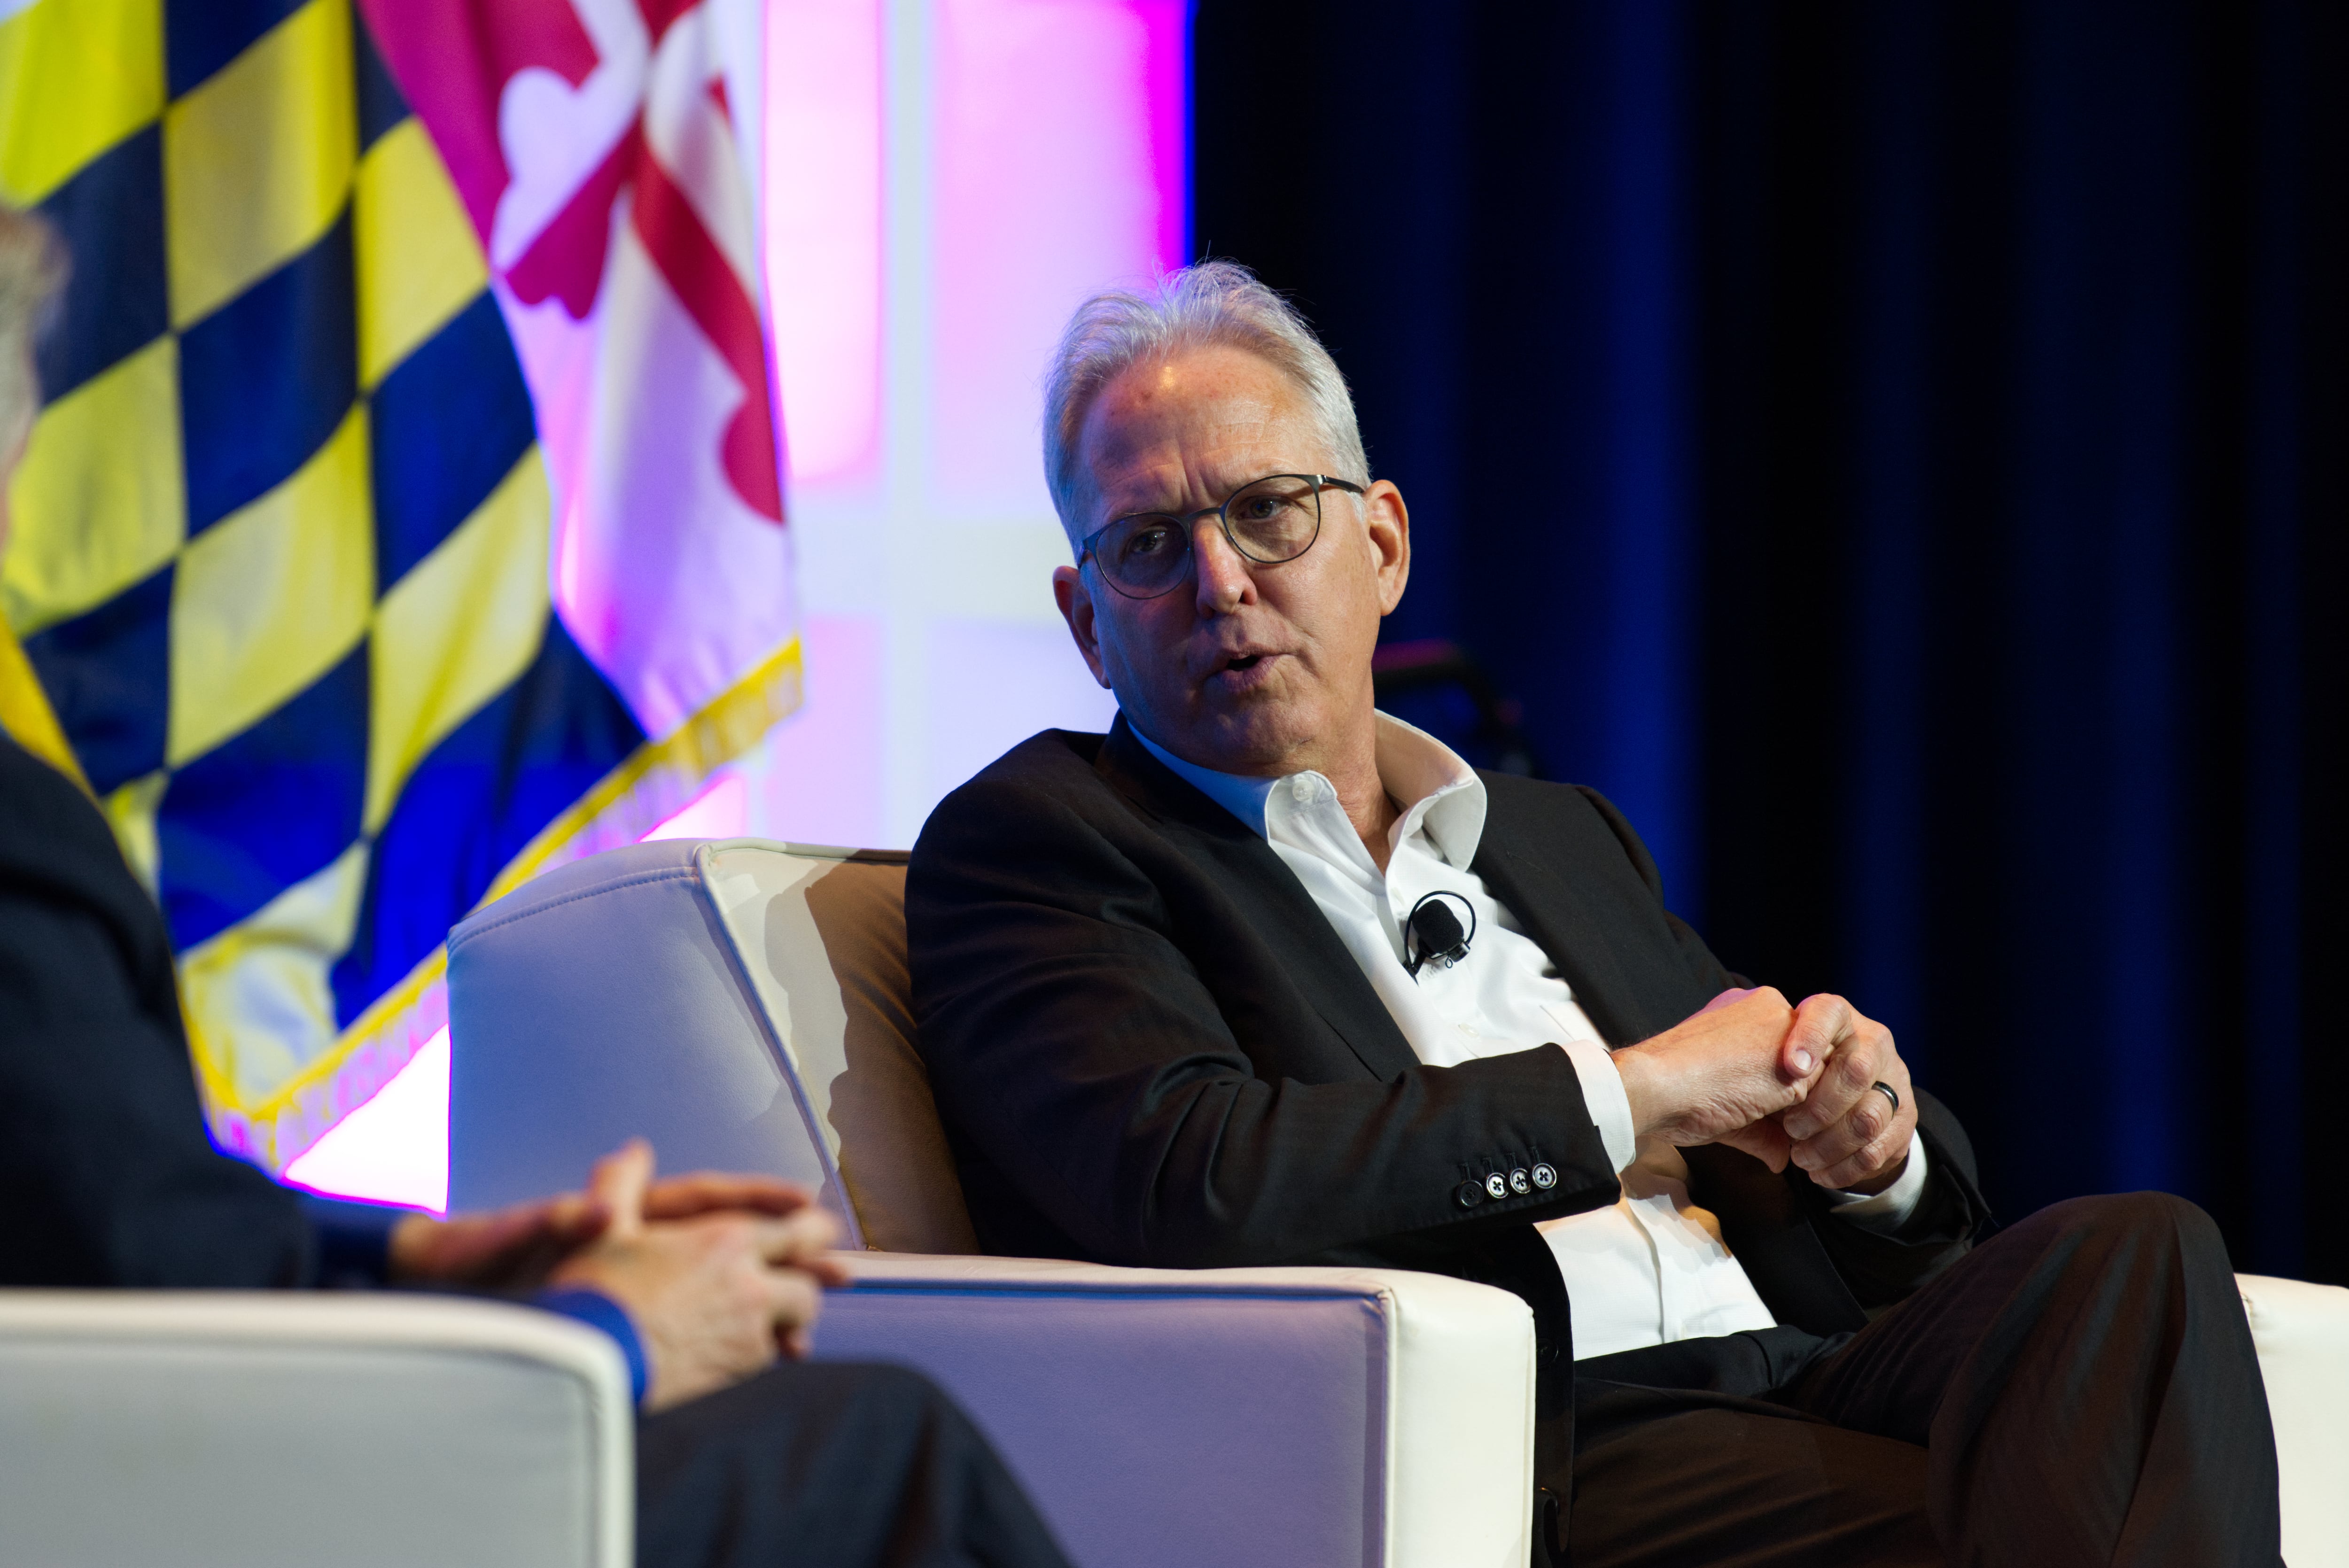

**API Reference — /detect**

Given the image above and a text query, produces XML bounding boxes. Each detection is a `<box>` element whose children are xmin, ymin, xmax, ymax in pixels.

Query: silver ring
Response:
<box><xmin>1870</xmin><ymin>1081</ymin><xmax>1901</xmax><ymax>1114</ymax></box>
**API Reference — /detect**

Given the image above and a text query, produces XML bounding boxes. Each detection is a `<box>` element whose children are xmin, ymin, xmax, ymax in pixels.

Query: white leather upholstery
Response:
<box><xmin>2240</xmin><ymin>1273</ymin><xmax>2349</xmax><ymax>1568</ymax></box>
<box><xmin>444</xmin><ymin>836</ymin><xmax>2349</xmax><ymax>1567</ymax></box>
<box><xmin>0</xmin><ymin>1291</ymin><xmax>631</xmax><ymax>1568</ymax></box>
<box><xmin>823</xmin><ymin>1253</ymin><xmax>1538</xmax><ymax>1568</ymax></box>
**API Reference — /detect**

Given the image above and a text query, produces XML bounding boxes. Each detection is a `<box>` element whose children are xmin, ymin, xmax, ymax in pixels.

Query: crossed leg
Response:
<box><xmin>1567</xmin><ymin>1193</ymin><xmax>2279</xmax><ymax>1568</ymax></box>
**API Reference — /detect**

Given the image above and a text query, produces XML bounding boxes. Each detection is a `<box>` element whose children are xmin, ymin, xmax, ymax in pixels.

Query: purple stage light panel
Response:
<box><xmin>930</xmin><ymin>0</ymin><xmax>1190</xmax><ymax>511</ymax></box>
<box><xmin>755</xmin><ymin>613</ymin><xmax>889</xmax><ymax>846</ymax></box>
<box><xmin>767</xmin><ymin>0</ymin><xmax>884</xmax><ymax>484</ymax></box>
<box><xmin>643</xmin><ymin>773</ymin><xmax>753</xmax><ymax>840</ymax></box>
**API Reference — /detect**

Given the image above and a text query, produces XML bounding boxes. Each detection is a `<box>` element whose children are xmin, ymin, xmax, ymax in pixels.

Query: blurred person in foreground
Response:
<box><xmin>0</xmin><ymin>202</ymin><xmax>1068</xmax><ymax>1568</ymax></box>
<box><xmin>905</xmin><ymin>261</ymin><xmax>2280</xmax><ymax>1568</ymax></box>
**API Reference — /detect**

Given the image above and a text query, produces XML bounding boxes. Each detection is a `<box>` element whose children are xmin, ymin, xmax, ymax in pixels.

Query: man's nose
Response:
<box><xmin>1191</xmin><ymin>517</ymin><xmax>1255</xmax><ymax>613</ymax></box>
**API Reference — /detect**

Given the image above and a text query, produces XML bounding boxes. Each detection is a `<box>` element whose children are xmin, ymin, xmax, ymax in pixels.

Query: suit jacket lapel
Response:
<box><xmin>1470</xmin><ymin>788</ymin><xmax>1678</xmax><ymax>1048</ymax></box>
<box><xmin>1096</xmin><ymin>718</ymin><xmax>1423</xmax><ymax>1083</ymax></box>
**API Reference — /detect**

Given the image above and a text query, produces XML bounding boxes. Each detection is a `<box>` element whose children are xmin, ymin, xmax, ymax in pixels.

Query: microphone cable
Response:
<box><xmin>1404</xmin><ymin>891</ymin><xmax>1477</xmax><ymax>976</ymax></box>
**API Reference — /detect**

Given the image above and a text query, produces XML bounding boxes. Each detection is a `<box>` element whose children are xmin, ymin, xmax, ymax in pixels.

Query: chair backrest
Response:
<box><xmin>445</xmin><ymin>838</ymin><xmax>977</xmax><ymax>1254</ymax></box>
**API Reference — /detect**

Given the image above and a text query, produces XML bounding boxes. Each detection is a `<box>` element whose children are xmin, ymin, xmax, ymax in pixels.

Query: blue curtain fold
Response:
<box><xmin>1193</xmin><ymin>0</ymin><xmax>2347</xmax><ymax>1281</ymax></box>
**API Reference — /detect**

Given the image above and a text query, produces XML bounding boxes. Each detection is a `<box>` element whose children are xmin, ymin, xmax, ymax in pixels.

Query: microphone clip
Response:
<box><xmin>1404</xmin><ymin>891</ymin><xmax>1477</xmax><ymax>977</ymax></box>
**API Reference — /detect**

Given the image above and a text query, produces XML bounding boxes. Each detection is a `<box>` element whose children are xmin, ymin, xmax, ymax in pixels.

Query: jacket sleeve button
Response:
<box><xmin>1532</xmin><ymin>1163</ymin><xmax>1558</xmax><ymax>1190</ymax></box>
<box><xmin>1455</xmin><ymin>1180</ymin><xmax>1487</xmax><ymax>1210</ymax></box>
<box><xmin>1484</xmin><ymin>1172</ymin><xmax>1509</xmax><ymax>1201</ymax></box>
<box><xmin>1509</xmin><ymin>1167</ymin><xmax>1532</xmax><ymax>1195</ymax></box>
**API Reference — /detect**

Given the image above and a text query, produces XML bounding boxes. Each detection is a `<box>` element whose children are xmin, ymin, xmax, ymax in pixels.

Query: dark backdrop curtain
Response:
<box><xmin>1191</xmin><ymin>0</ymin><xmax>2347</xmax><ymax>1282</ymax></box>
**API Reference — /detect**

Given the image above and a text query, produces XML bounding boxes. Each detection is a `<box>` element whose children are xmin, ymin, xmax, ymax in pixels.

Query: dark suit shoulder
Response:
<box><xmin>0</xmin><ymin>739</ymin><xmax>174</xmax><ymax>1008</ymax></box>
<box><xmin>1477</xmin><ymin>772</ymin><xmax>1669</xmax><ymax>897</ymax></box>
<box><xmin>1</xmin><ymin>736</ymin><xmax>135</xmax><ymax>884</ymax></box>
<box><xmin>964</xmin><ymin>725</ymin><xmax>1111</xmax><ymax>787</ymax></box>
<box><xmin>0</xmin><ymin>737</ymin><xmax>310</xmax><ymax>1288</ymax></box>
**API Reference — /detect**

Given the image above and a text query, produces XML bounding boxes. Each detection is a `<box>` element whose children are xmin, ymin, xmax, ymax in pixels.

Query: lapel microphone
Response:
<box><xmin>1404</xmin><ymin>891</ymin><xmax>1477</xmax><ymax>976</ymax></box>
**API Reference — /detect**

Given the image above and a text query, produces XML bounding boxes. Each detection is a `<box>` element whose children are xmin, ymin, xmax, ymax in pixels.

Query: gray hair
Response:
<box><xmin>1042</xmin><ymin>259</ymin><xmax>1370</xmax><ymax>539</ymax></box>
<box><xmin>0</xmin><ymin>203</ymin><xmax>66</xmax><ymax>456</ymax></box>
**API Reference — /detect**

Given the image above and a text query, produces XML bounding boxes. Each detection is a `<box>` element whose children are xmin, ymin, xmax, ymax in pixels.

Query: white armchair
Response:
<box><xmin>0</xmin><ymin>1290</ymin><xmax>631</xmax><ymax>1568</ymax></box>
<box><xmin>443</xmin><ymin>837</ymin><xmax>2349</xmax><ymax>1568</ymax></box>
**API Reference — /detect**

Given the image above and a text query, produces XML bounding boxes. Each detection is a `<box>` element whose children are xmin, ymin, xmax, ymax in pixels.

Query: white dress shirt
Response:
<box><xmin>1134</xmin><ymin>713</ymin><xmax>1928</xmax><ymax>1359</ymax></box>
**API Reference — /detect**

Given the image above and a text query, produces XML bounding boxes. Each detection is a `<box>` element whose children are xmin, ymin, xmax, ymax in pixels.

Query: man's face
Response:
<box><xmin>1051</xmin><ymin>344</ymin><xmax>1409</xmax><ymax>777</ymax></box>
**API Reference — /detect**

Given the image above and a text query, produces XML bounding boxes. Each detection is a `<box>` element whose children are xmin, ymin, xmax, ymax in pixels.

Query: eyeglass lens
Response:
<box><xmin>1096</xmin><ymin>474</ymin><xmax>1324</xmax><ymax>597</ymax></box>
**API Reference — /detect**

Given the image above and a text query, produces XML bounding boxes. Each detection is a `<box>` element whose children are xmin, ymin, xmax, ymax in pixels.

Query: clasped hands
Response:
<box><xmin>383</xmin><ymin>1139</ymin><xmax>848</xmax><ymax>1410</ymax></box>
<box><xmin>1613</xmin><ymin>987</ymin><xmax>1917</xmax><ymax>1195</ymax></box>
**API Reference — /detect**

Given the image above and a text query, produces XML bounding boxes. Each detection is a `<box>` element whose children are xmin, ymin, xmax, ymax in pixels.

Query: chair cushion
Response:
<box><xmin>694</xmin><ymin>841</ymin><xmax>978</xmax><ymax>1254</ymax></box>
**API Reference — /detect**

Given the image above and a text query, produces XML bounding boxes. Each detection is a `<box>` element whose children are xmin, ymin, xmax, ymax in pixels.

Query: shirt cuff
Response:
<box><xmin>1561</xmin><ymin>1040</ymin><xmax>1638</xmax><ymax>1174</ymax></box>
<box><xmin>535</xmin><ymin>1288</ymin><xmax>651</xmax><ymax>1407</ymax></box>
<box><xmin>1822</xmin><ymin>1131</ymin><xmax>1930</xmax><ymax>1231</ymax></box>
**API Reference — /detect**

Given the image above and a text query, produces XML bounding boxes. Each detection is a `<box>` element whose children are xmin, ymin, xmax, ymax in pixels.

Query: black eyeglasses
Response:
<box><xmin>1078</xmin><ymin>473</ymin><xmax>1368</xmax><ymax>600</ymax></box>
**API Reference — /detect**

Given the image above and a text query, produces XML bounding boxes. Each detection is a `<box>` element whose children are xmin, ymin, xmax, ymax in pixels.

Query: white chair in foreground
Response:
<box><xmin>444</xmin><ymin>837</ymin><xmax>2349</xmax><ymax>1568</ymax></box>
<box><xmin>0</xmin><ymin>1291</ymin><xmax>631</xmax><ymax>1568</ymax></box>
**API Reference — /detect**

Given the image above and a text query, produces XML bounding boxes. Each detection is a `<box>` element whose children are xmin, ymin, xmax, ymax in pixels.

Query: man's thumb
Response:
<box><xmin>587</xmin><ymin>1139</ymin><xmax>655</xmax><ymax>1238</ymax></box>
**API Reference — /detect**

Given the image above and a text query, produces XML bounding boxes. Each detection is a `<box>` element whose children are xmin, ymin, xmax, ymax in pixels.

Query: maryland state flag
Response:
<box><xmin>0</xmin><ymin>0</ymin><xmax>799</xmax><ymax>1167</ymax></box>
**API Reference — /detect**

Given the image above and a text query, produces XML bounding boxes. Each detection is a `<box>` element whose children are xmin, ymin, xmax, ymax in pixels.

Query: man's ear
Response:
<box><xmin>1052</xmin><ymin>564</ymin><xmax>1114</xmax><ymax>689</ymax></box>
<box><xmin>1362</xmin><ymin>480</ymin><xmax>1410</xmax><ymax>614</ymax></box>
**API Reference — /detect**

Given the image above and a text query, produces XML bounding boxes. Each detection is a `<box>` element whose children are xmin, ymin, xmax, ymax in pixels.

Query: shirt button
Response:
<box><xmin>1290</xmin><ymin>776</ymin><xmax>1313</xmax><ymax>803</ymax></box>
<box><xmin>1509</xmin><ymin>1168</ymin><xmax>1532</xmax><ymax>1195</ymax></box>
<box><xmin>1484</xmin><ymin>1172</ymin><xmax>1509</xmax><ymax>1202</ymax></box>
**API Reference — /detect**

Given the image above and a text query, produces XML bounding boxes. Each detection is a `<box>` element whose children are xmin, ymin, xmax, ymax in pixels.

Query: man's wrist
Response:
<box><xmin>1610</xmin><ymin>1043</ymin><xmax>1664</xmax><ymax>1144</ymax></box>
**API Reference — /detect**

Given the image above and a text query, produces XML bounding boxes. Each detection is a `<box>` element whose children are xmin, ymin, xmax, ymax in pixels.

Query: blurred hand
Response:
<box><xmin>387</xmin><ymin>1191</ymin><xmax>606</xmax><ymax>1291</ymax></box>
<box><xmin>547</xmin><ymin>1141</ymin><xmax>849</xmax><ymax>1412</ymax></box>
<box><xmin>1772</xmin><ymin>994</ymin><xmax>1917</xmax><ymax>1194</ymax></box>
<box><xmin>387</xmin><ymin>1166</ymin><xmax>823</xmax><ymax>1291</ymax></box>
<box><xmin>1613</xmin><ymin>987</ymin><xmax>1822</xmax><ymax>1171</ymax></box>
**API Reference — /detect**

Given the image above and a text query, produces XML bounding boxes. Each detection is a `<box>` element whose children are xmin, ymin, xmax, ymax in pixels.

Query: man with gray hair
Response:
<box><xmin>907</xmin><ymin>260</ymin><xmax>2279</xmax><ymax>1566</ymax></box>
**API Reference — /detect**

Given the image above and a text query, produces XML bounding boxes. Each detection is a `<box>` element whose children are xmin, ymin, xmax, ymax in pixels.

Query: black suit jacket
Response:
<box><xmin>908</xmin><ymin>719</ymin><xmax>1989</xmax><ymax>1374</ymax></box>
<box><xmin>0</xmin><ymin>736</ymin><xmax>315</xmax><ymax>1286</ymax></box>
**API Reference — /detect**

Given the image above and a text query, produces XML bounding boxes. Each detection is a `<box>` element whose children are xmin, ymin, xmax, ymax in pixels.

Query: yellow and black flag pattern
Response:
<box><xmin>0</xmin><ymin>0</ymin><xmax>654</xmax><ymax>1165</ymax></box>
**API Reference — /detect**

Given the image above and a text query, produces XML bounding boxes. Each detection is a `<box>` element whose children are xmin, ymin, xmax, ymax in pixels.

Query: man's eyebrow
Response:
<box><xmin>1097</xmin><ymin>484</ymin><xmax>1191</xmax><ymax>520</ymax></box>
<box><xmin>1099</xmin><ymin>467</ymin><xmax>1289</xmax><ymax>521</ymax></box>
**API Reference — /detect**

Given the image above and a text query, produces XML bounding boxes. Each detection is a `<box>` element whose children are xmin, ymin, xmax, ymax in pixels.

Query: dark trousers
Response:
<box><xmin>636</xmin><ymin>1359</ymin><xmax>1073</xmax><ymax>1568</ymax></box>
<box><xmin>1562</xmin><ymin>1192</ymin><xmax>2281</xmax><ymax>1567</ymax></box>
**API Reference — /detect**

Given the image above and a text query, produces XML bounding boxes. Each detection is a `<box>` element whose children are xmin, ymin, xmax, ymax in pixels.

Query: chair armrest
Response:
<box><xmin>0</xmin><ymin>1291</ymin><xmax>632</xmax><ymax>1568</ymax></box>
<box><xmin>2238</xmin><ymin>1273</ymin><xmax>2349</xmax><ymax>1568</ymax></box>
<box><xmin>815</xmin><ymin>1253</ymin><xmax>1535</xmax><ymax>1568</ymax></box>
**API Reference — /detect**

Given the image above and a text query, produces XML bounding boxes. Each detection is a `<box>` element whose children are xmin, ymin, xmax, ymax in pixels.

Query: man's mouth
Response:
<box><xmin>1205</xmin><ymin>650</ymin><xmax>1281</xmax><ymax>692</ymax></box>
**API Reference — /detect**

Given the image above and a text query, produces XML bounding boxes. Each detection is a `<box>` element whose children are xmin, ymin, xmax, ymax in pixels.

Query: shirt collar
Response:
<box><xmin>1129</xmin><ymin>712</ymin><xmax>1489</xmax><ymax>868</ymax></box>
